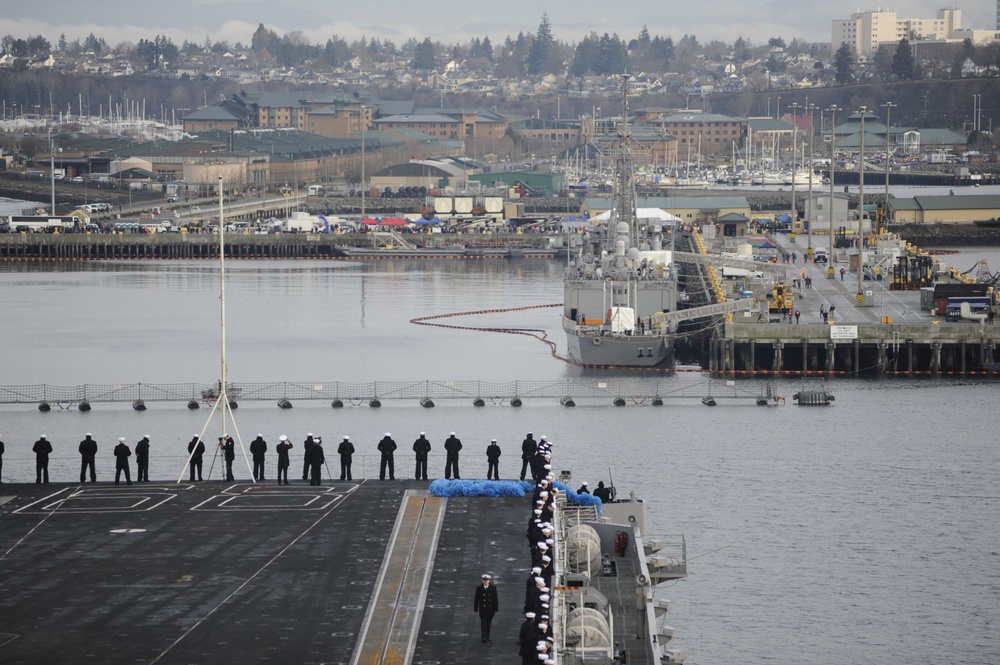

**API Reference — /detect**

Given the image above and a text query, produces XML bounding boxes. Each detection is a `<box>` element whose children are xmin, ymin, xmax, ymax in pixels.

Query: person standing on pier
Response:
<box><xmin>828</xmin><ymin>304</ymin><xmax>836</xmax><ymax>321</ymax></box>
<box><xmin>795</xmin><ymin>309</ymin><xmax>801</xmax><ymax>324</ymax></box>
<box><xmin>220</xmin><ymin>434</ymin><xmax>236</xmax><ymax>482</ymax></box>
<box><xmin>306</xmin><ymin>437</ymin><xmax>325</xmax><ymax>486</ymax></box>
<box><xmin>135</xmin><ymin>435</ymin><xmax>150</xmax><ymax>482</ymax></box>
<box><xmin>337</xmin><ymin>436</ymin><xmax>354</xmax><ymax>480</ymax></box>
<box><xmin>114</xmin><ymin>437</ymin><xmax>132</xmax><ymax>486</ymax></box>
<box><xmin>473</xmin><ymin>573</ymin><xmax>499</xmax><ymax>643</ymax></box>
<box><xmin>377</xmin><ymin>433</ymin><xmax>397</xmax><ymax>480</ymax></box>
<box><xmin>486</xmin><ymin>439</ymin><xmax>501</xmax><ymax>480</ymax></box>
<box><xmin>276</xmin><ymin>435</ymin><xmax>292</xmax><ymax>485</ymax></box>
<box><xmin>520</xmin><ymin>433</ymin><xmax>537</xmax><ymax>481</ymax></box>
<box><xmin>820</xmin><ymin>304</ymin><xmax>827</xmax><ymax>323</ymax></box>
<box><xmin>412</xmin><ymin>432</ymin><xmax>431</xmax><ymax>480</ymax></box>
<box><xmin>79</xmin><ymin>433</ymin><xmax>98</xmax><ymax>483</ymax></box>
<box><xmin>302</xmin><ymin>433</ymin><xmax>315</xmax><ymax>481</ymax></box>
<box><xmin>187</xmin><ymin>435</ymin><xmax>205</xmax><ymax>481</ymax></box>
<box><xmin>34</xmin><ymin>435</ymin><xmax>53</xmax><ymax>483</ymax></box>
<box><xmin>444</xmin><ymin>432</ymin><xmax>462</xmax><ymax>479</ymax></box>
<box><xmin>249</xmin><ymin>434</ymin><xmax>267</xmax><ymax>481</ymax></box>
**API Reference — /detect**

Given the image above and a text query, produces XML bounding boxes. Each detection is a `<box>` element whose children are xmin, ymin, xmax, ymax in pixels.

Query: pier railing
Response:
<box><xmin>0</xmin><ymin>378</ymin><xmax>781</xmax><ymax>407</ymax></box>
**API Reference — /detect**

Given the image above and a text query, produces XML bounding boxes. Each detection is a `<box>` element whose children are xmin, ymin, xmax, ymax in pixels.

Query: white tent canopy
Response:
<box><xmin>592</xmin><ymin>208</ymin><xmax>682</xmax><ymax>222</ymax></box>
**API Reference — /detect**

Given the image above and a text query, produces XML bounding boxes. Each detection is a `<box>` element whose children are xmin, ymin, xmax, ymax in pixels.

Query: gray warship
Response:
<box><xmin>562</xmin><ymin>75</ymin><xmax>680</xmax><ymax>368</ymax></box>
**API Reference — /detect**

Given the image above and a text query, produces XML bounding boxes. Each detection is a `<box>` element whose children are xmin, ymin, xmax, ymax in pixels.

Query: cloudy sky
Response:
<box><xmin>1</xmin><ymin>1</ymin><xmax>995</xmax><ymax>49</ymax></box>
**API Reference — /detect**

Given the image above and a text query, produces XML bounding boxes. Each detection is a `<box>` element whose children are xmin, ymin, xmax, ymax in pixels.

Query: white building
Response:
<box><xmin>831</xmin><ymin>8</ymin><xmax>998</xmax><ymax>57</ymax></box>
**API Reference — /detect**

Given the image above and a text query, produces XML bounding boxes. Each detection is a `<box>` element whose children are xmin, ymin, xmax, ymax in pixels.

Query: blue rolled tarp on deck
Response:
<box><xmin>429</xmin><ymin>479</ymin><xmax>603</xmax><ymax>511</ymax></box>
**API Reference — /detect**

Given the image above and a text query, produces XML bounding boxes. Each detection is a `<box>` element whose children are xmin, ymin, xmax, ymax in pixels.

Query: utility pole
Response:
<box><xmin>857</xmin><ymin>106</ymin><xmax>866</xmax><ymax>300</ymax></box>
<box><xmin>882</xmin><ymin>101</ymin><xmax>896</xmax><ymax>243</ymax></box>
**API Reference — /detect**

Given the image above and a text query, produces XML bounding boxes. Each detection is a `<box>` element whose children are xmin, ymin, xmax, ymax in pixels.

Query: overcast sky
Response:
<box><xmin>0</xmin><ymin>1</ymin><xmax>995</xmax><ymax>50</ymax></box>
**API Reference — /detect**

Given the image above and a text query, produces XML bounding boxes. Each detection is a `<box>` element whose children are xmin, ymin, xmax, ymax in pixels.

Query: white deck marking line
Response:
<box><xmin>2</xmin><ymin>487</ymin><xmax>76</xmax><ymax>561</ymax></box>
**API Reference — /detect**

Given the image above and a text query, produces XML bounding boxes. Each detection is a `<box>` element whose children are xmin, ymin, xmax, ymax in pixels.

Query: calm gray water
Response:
<box><xmin>1</xmin><ymin>253</ymin><xmax>998</xmax><ymax>664</ymax></box>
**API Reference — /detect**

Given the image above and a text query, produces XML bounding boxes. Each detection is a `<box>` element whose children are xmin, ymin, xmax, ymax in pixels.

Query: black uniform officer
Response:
<box><xmin>306</xmin><ymin>437</ymin><xmax>324</xmax><ymax>486</ymax></box>
<box><xmin>114</xmin><ymin>437</ymin><xmax>133</xmax><ymax>485</ymax></box>
<box><xmin>220</xmin><ymin>434</ymin><xmax>236</xmax><ymax>482</ymax></box>
<box><xmin>276</xmin><ymin>435</ymin><xmax>292</xmax><ymax>485</ymax></box>
<box><xmin>249</xmin><ymin>433</ymin><xmax>267</xmax><ymax>480</ymax></box>
<box><xmin>33</xmin><ymin>435</ymin><xmax>53</xmax><ymax>483</ymax></box>
<box><xmin>576</xmin><ymin>481</ymin><xmax>590</xmax><ymax>494</ymax></box>
<box><xmin>187</xmin><ymin>435</ymin><xmax>205</xmax><ymax>481</ymax></box>
<box><xmin>135</xmin><ymin>435</ymin><xmax>150</xmax><ymax>482</ymax></box>
<box><xmin>302</xmin><ymin>433</ymin><xmax>315</xmax><ymax>481</ymax></box>
<box><xmin>519</xmin><ymin>432</ymin><xmax>536</xmax><ymax>480</ymax></box>
<box><xmin>0</xmin><ymin>434</ymin><xmax>5</xmax><ymax>483</ymax></box>
<box><xmin>473</xmin><ymin>573</ymin><xmax>500</xmax><ymax>642</ymax></box>
<box><xmin>486</xmin><ymin>439</ymin><xmax>501</xmax><ymax>480</ymax></box>
<box><xmin>518</xmin><ymin>611</ymin><xmax>540</xmax><ymax>665</ymax></box>
<box><xmin>444</xmin><ymin>432</ymin><xmax>462</xmax><ymax>479</ymax></box>
<box><xmin>79</xmin><ymin>433</ymin><xmax>98</xmax><ymax>483</ymax></box>
<box><xmin>593</xmin><ymin>480</ymin><xmax>613</xmax><ymax>503</ymax></box>
<box><xmin>337</xmin><ymin>436</ymin><xmax>354</xmax><ymax>480</ymax></box>
<box><xmin>412</xmin><ymin>432</ymin><xmax>431</xmax><ymax>480</ymax></box>
<box><xmin>377</xmin><ymin>433</ymin><xmax>397</xmax><ymax>480</ymax></box>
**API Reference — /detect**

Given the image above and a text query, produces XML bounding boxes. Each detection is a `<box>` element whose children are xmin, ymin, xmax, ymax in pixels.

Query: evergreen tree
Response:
<box><xmin>834</xmin><ymin>42</ymin><xmax>854</xmax><ymax>84</ymax></box>
<box><xmin>481</xmin><ymin>36</ymin><xmax>493</xmax><ymax>61</ymax></box>
<box><xmin>58</xmin><ymin>33</ymin><xmax>67</xmax><ymax>52</ymax></box>
<box><xmin>527</xmin><ymin>13</ymin><xmax>555</xmax><ymax>75</ymax></box>
<box><xmin>891</xmin><ymin>38</ymin><xmax>914</xmax><ymax>80</ymax></box>
<box><xmin>412</xmin><ymin>37</ymin><xmax>436</xmax><ymax>70</ymax></box>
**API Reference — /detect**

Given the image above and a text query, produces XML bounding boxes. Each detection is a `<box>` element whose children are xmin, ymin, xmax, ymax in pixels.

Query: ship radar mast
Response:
<box><xmin>607</xmin><ymin>74</ymin><xmax>638</xmax><ymax>252</ymax></box>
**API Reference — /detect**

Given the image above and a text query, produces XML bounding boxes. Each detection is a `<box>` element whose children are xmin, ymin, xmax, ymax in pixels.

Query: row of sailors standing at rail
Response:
<box><xmin>519</xmin><ymin>434</ymin><xmax>557</xmax><ymax>664</ymax></box>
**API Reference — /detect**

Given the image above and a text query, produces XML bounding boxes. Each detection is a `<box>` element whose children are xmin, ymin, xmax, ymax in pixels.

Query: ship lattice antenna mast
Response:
<box><xmin>177</xmin><ymin>177</ymin><xmax>254</xmax><ymax>484</ymax></box>
<box><xmin>608</xmin><ymin>74</ymin><xmax>638</xmax><ymax>251</ymax></box>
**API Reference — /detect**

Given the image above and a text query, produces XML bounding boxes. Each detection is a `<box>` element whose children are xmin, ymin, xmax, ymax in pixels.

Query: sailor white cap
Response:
<box><xmin>307</xmin><ymin>432</ymin><xmax>313</xmax><ymax>436</ymax></box>
<box><xmin>525</xmin><ymin>611</ymin><xmax>536</xmax><ymax>618</ymax></box>
<box><xmin>41</xmin><ymin>434</ymin><xmax>46</xmax><ymax>437</ymax></box>
<box><xmin>343</xmin><ymin>435</ymin><xmax>350</xmax><ymax>440</ymax></box>
<box><xmin>119</xmin><ymin>437</ymin><xmax>126</xmax><ymax>442</ymax></box>
<box><xmin>534</xmin><ymin>577</ymin><xmax>545</xmax><ymax>585</ymax></box>
<box><xmin>539</xmin><ymin>593</ymin><xmax>549</xmax><ymax>601</ymax></box>
<box><xmin>279</xmin><ymin>435</ymin><xmax>288</xmax><ymax>441</ymax></box>
<box><xmin>491</xmin><ymin>439</ymin><xmax>496</xmax><ymax>443</ymax></box>
<box><xmin>420</xmin><ymin>432</ymin><xmax>425</xmax><ymax>435</ymax></box>
<box><xmin>257</xmin><ymin>432</ymin><xmax>263</xmax><ymax>437</ymax></box>
<box><xmin>385</xmin><ymin>433</ymin><xmax>391</xmax><ymax>437</ymax></box>
<box><xmin>541</xmin><ymin>555</ymin><xmax>552</xmax><ymax>562</ymax></box>
<box><xmin>193</xmin><ymin>433</ymin><xmax>199</xmax><ymax>437</ymax></box>
<box><xmin>539</xmin><ymin>490</ymin><xmax>549</xmax><ymax>498</ymax></box>
<box><xmin>314</xmin><ymin>437</ymin><xmax>322</xmax><ymax>443</ymax></box>
<box><xmin>482</xmin><ymin>573</ymin><xmax>492</xmax><ymax>580</ymax></box>
<box><xmin>450</xmin><ymin>431</ymin><xmax>456</xmax><ymax>435</ymax></box>
<box><xmin>144</xmin><ymin>434</ymin><xmax>150</xmax><ymax>438</ymax></box>
<box><xmin>86</xmin><ymin>432</ymin><xmax>92</xmax><ymax>436</ymax></box>
<box><xmin>537</xmin><ymin>542</ymin><xmax>549</xmax><ymax>550</ymax></box>
<box><xmin>581</xmin><ymin>481</ymin><xmax>588</xmax><ymax>486</ymax></box>
<box><xmin>531</xmin><ymin>566</ymin><xmax>542</xmax><ymax>573</ymax></box>
<box><xmin>224</xmin><ymin>433</ymin><xmax>229</xmax><ymax>437</ymax></box>
<box><xmin>533</xmin><ymin>508</ymin><xmax>542</xmax><ymax>515</ymax></box>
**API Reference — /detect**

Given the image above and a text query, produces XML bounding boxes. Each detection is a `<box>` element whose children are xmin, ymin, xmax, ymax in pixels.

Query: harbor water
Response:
<box><xmin>1</xmin><ymin>254</ymin><xmax>999</xmax><ymax>664</ymax></box>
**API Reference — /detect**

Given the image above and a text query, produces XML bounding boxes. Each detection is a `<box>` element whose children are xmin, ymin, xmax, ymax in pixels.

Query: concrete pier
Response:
<box><xmin>710</xmin><ymin>234</ymin><xmax>1000</xmax><ymax>377</ymax></box>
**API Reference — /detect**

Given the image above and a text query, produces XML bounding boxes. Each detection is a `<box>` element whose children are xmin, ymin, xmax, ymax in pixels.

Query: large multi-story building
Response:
<box><xmin>831</xmin><ymin>8</ymin><xmax>1000</xmax><ymax>57</ymax></box>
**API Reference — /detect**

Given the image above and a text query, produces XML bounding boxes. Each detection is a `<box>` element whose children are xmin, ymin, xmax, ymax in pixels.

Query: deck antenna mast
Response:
<box><xmin>177</xmin><ymin>177</ymin><xmax>254</xmax><ymax>483</ymax></box>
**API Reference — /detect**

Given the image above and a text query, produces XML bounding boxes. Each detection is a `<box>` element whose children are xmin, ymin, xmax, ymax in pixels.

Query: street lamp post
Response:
<box><xmin>360</xmin><ymin>105</ymin><xmax>366</xmax><ymax>221</ymax></box>
<box><xmin>827</xmin><ymin>105</ymin><xmax>840</xmax><ymax>279</ymax></box>
<box><xmin>790</xmin><ymin>103</ymin><xmax>798</xmax><ymax>235</ymax></box>
<box><xmin>882</xmin><ymin>101</ymin><xmax>896</xmax><ymax>242</ymax></box>
<box><xmin>858</xmin><ymin>106</ymin><xmax>867</xmax><ymax>299</ymax></box>
<box><xmin>806</xmin><ymin>103</ymin><xmax>815</xmax><ymax>257</ymax></box>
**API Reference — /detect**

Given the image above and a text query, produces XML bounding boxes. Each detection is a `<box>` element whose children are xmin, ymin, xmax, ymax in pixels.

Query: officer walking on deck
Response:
<box><xmin>249</xmin><ymin>434</ymin><xmax>267</xmax><ymax>480</ymax></box>
<box><xmin>337</xmin><ymin>436</ymin><xmax>354</xmax><ymax>480</ymax></box>
<box><xmin>276</xmin><ymin>435</ymin><xmax>292</xmax><ymax>485</ymax></box>
<box><xmin>34</xmin><ymin>435</ymin><xmax>52</xmax><ymax>483</ymax></box>
<box><xmin>473</xmin><ymin>573</ymin><xmax>500</xmax><ymax>643</ymax></box>
<box><xmin>520</xmin><ymin>432</ymin><xmax>537</xmax><ymax>480</ymax></box>
<box><xmin>114</xmin><ymin>437</ymin><xmax>132</xmax><ymax>485</ymax></box>
<box><xmin>412</xmin><ymin>432</ymin><xmax>431</xmax><ymax>480</ymax></box>
<box><xmin>306</xmin><ymin>437</ymin><xmax>325</xmax><ymax>486</ymax></box>
<box><xmin>220</xmin><ymin>434</ymin><xmax>236</xmax><ymax>482</ymax></box>
<box><xmin>377</xmin><ymin>433</ymin><xmax>397</xmax><ymax>480</ymax></box>
<box><xmin>79</xmin><ymin>433</ymin><xmax>98</xmax><ymax>483</ymax></box>
<box><xmin>187</xmin><ymin>435</ymin><xmax>205</xmax><ymax>481</ymax></box>
<box><xmin>486</xmin><ymin>439</ymin><xmax>501</xmax><ymax>480</ymax></box>
<box><xmin>135</xmin><ymin>435</ymin><xmax>150</xmax><ymax>482</ymax></box>
<box><xmin>444</xmin><ymin>432</ymin><xmax>462</xmax><ymax>479</ymax></box>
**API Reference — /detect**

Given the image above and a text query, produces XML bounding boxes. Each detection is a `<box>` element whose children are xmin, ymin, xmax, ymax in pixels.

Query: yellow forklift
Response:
<box><xmin>768</xmin><ymin>282</ymin><xmax>794</xmax><ymax>313</ymax></box>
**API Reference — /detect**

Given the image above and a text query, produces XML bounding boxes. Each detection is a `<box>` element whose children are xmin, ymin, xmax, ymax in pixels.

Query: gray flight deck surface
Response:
<box><xmin>0</xmin><ymin>481</ymin><xmax>532</xmax><ymax>664</ymax></box>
